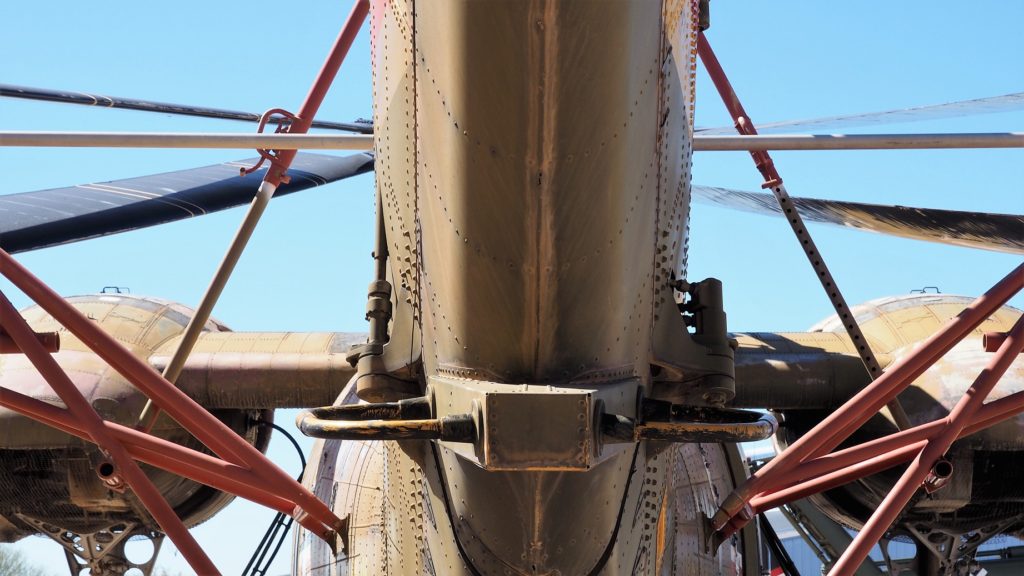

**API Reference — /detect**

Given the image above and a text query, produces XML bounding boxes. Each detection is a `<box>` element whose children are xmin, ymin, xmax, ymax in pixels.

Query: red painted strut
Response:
<box><xmin>696</xmin><ymin>30</ymin><xmax>1024</xmax><ymax>576</ymax></box>
<box><xmin>0</xmin><ymin>289</ymin><xmax>218</xmax><ymax>574</ymax></box>
<box><xmin>262</xmin><ymin>0</ymin><xmax>370</xmax><ymax>188</ymax></box>
<box><xmin>0</xmin><ymin>4</ymin><xmax>371</xmax><ymax>568</ymax></box>
<box><xmin>831</xmin><ymin>312</ymin><xmax>1024</xmax><ymax>574</ymax></box>
<box><xmin>0</xmin><ymin>2</ymin><xmax>368</xmax><ymax>569</ymax></box>
<box><xmin>0</xmin><ymin>246</ymin><xmax>353</xmax><ymax>573</ymax></box>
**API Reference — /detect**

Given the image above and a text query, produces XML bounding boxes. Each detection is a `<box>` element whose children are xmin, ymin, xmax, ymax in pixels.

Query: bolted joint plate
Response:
<box><xmin>428</xmin><ymin>375</ymin><xmax>639</xmax><ymax>471</ymax></box>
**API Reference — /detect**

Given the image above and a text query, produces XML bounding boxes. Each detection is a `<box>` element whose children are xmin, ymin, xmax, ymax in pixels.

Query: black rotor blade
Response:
<box><xmin>696</xmin><ymin>92</ymin><xmax>1024</xmax><ymax>135</ymax></box>
<box><xmin>0</xmin><ymin>83</ymin><xmax>373</xmax><ymax>134</ymax></box>
<box><xmin>0</xmin><ymin>153</ymin><xmax>374</xmax><ymax>254</ymax></box>
<box><xmin>692</xmin><ymin>185</ymin><xmax>1024</xmax><ymax>255</ymax></box>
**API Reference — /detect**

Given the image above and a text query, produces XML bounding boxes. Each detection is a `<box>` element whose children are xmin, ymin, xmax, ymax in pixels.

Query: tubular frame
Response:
<box><xmin>0</xmin><ymin>4</ymin><xmax>373</xmax><ymax>571</ymax></box>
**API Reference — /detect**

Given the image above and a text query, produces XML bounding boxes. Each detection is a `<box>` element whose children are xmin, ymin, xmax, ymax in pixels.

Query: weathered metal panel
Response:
<box><xmin>298</xmin><ymin>1</ymin><xmax>751</xmax><ymax>575</ymax></box>
<box><xmin>412</xmin><ymin>0</ymin><xmax>662</xmax><ymax>383</ymax></box>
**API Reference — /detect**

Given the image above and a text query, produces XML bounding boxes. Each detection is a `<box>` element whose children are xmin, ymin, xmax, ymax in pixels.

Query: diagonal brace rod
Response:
<box><xmin>0</xmin><ymin>290</ymin><xmax>219</xmax><ymax>574</ymax></box>
<box><xmin>137</xmin><ymin>0</ymin><xmax>370</xmax><ymax>431</ymax></box>
<box><xmin>0</xmin><ymin>248</ymin><xmax>344</xmax><ymax>537</ymax></box>
<box><xmin>696</xmin><ymin>31</ymin><xmax>911</xmax><ymax>431</ymax></box>
<box><xmin>749</xmin><ymin>388</ymin><xmax>1024</xmax><ymax>514</ymax></box>
<box><xmin>0</xmin><ymin>385</ymin><xmax>337</xmax><ymax>541</ymax></box>
<box><xmin>711</xmin><ymin>262</ymin><xmax>1024</xmax><ymax>533</ymax></box>
<box><xmin>828</xmin><ymin>312</ymin><xmax>1024</xmax><ymax>575</ymax></box>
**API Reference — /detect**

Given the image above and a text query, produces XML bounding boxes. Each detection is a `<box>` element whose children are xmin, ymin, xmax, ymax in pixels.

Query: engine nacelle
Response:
<box><xmin>736</xmin><ymin>294</ymin><xmax>1024</xmax><ymax>541</ymax></box>
<box><xmin>0</xmin><ymin>294</ymin><xmax>272</xmax><ymax>545</ymax></box>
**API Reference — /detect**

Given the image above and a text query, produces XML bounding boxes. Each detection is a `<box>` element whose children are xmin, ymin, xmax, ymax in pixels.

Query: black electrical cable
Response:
<box><xmin>759</xmin><ymin>514</ymin><xmax>802</xmax><ymax>576</ymax></box>
<box><xmin>242</xmin><ymin>422</ymin><xmax>308</xmax><ymax>576</ymax></box>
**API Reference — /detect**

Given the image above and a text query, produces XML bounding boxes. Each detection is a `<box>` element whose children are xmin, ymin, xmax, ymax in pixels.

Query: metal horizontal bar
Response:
<box><xmin>0</xmin><ymin>83</ymin><xmax>373</xmax><ymax>134</ymax></box>
<box><xmin>0</xmin><ymin>131</ymin><xmax>374</xmax><ymax>150</ymax></box>
<box><xmin>693</xmin><ymin>132</ymin><xmax>1024</xmax><ymax>150</ymax></box>
<box><xmin>1</xmin><ymin>131</ymin><xmax>1021</xmax><ymax>151</ymax></box>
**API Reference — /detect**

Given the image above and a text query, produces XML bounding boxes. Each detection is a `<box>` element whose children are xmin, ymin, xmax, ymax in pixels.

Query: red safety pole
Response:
<box><xmin>750</xmin><ymin>442</ymin><xmax>925</xmax><ymax>514</ymax></box>
<box><xmin>713</xmin><ymin>262</ymin><xmax>1024</xmax><ymax>533</ymax></box>
<box><xmin>760</xmin><ymin>388</ymin><xmax>1024</xmax><ymax>503</ymax></box>
<box><xmin>829</xmin><ymin>313</ymin><xmax>1024</xmax><ymax>575</ymax></box>
<box><xmin>0</xmin><ymin>291</ymin><xmax>219</xmax><ymax>574</ymax></box>
<box><xmin>263</xmin><ymin>0</ymin><xmax>370</xmax><ymax>187</ymax></box>
<box><xmin>0</xmin><ymin>339</ymin><xmax>339</xmax><ymax>544</ymax></box>
<box><xmin>0</xmin><ymin>248</ymin><xmax>343</xmax><ymax>536</ymax></box>
<box><xmin>697</xmin><ymin>29</ymin><xmax>913</xmax><ymax>432</ymax></box>
<box><xmin>0</xmin><ymin>386</ymin><xmax>298</xmax><ymax>514</ymax></box>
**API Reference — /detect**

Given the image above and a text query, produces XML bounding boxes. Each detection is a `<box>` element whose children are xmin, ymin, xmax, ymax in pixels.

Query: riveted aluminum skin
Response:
<box><xmin>293</xmin><ymin>1</ymin><xmax>750</xmax><ymax>575</ymax></box>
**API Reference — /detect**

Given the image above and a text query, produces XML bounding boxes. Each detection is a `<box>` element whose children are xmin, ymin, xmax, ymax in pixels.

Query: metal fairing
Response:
<box><xmin>296</xmin><ymin>436</ymin><xmax>747</xmax><ymax>575</ymax></box>
<box><xmin>293</xmin><ymin>1</ymin><xmax>749</xmax><ymax>574</ymax></box>
<box><xmin>730</xmin><ymin>295</ymin><xmax>1024</xmax><ymax>412</ymax></box>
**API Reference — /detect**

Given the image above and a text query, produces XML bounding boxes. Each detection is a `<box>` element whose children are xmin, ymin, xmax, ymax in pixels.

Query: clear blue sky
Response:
<box><xmin>1</xmin><ymin>2</ymin><xmax>1021</xmax><ymax>574</ymax></box>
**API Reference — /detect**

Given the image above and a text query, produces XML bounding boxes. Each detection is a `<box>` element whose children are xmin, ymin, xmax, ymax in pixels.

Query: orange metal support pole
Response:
<box><xmin>0</xmin><ymin>291</ymin><xmax>219</xmax><ymax>574</ymax></box>
<box><xmin>0</xmin><ymin>380</ymin><xmax>338</xmax><ymax>540</ymax></box>
<box><xmin>765</xmin><ymin>388</ymin><xmax>1024</xmax><ymax>500</ymax></box>
<box><xmin>724</xmin><ymin>346</ymin><xmax>1024</xmax><ymax>538</ymax></box>
<box><xmin>697</xmin><ymin>30</ymin><xmax>914</xmax><ymax>435</ymax></box>
<box><xmin>829</xmin><ymin>313</ymin><xmax>1024</xmax><ymax>575</ymax></box>
<box><xmin>749</xmin><ymin>442</ymin><xmax>925</xmax><ymax>515</ymax></box>
<box><xmin>712</xmin><ymin>262</ymin><xmax>1024</xmax><ymax>532</ymax></box>
<box><xmin>0</xmin><ymin>247</ymin><xmax>344</xmax><ymax>536</ymax></box>
<box><xmin>0</xmin><ymin>386</ymin><xmax>296</xmax><ymax>513</ymax></box>
<box><xmin>263</xmin><ymin>0</ymin><xmax>370</xmax><ymax>187</ymax></box>
<box><xmin>795</xmin><ymin>262</ymin><xmax>1023</xmax><ymax>461</ymax></box>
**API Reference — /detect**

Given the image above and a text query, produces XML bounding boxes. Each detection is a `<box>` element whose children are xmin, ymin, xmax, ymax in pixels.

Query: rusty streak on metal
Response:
<box><xmin>603</xmin><ymin>401</ymin><xmax>778</xmax><ymax>443</ymax></box>
<box><xmin>296</xmin><ymin>399</ymin><xmax>477</xmax><ymax>442</ymax></box>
